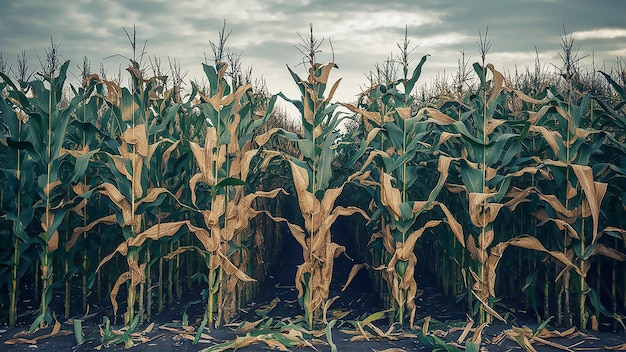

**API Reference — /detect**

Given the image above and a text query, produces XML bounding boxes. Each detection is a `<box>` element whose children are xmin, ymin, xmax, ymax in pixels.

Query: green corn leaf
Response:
<box><xmin>194</xmin><ymin>315</ymin><xmax>208</xmax><ymax>345</ymax></box>
<box><xmin>405</xmin><ymin>54</ymin><xmax>429</xmax><ymax>95</ymax></box>
<box><xmin>326</xmin><ymin>319</ymin><xmax>338</xmax><ymax>352</ymax></box>
<box><xmin>459</xmin><ymin>160</ymin><xmax>484</xmax><ymax>193</ymax></box>
<box><xmin>74</xmin><ymin>319</ymin><xmax>85</xmax><ymax>345</ymax></box>
<box><xmin>214</xmin><ymin>176</ymin><xmax>246</xmax><ymax>189</ymax></box>
<box><xmin>362</xmin><ymin>308</ymin><xmax>394</xmax><ymax>325</ymax></box>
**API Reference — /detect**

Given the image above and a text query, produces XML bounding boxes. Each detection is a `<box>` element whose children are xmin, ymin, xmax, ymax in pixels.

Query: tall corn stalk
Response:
<box><xmin>1</xmin><ymin>61</ymin><xmax>89</xmax><ymax>329</ymax></box>
<box><xmin>255</xmin><ymin>26</ymin><xmax>367</xmax><ymax>329</ymax></box>
<box><xmin>0</xmin><ymin>72</ymin><xmax>39</xmax><ymax>327</ymax></box>
<box><xmin>165</xmin><ymin>61</ymin><xmax>283</xmax><ymax>328</ymax></box>
<box><xmin>431</xmin><ymin>63</ymin><xmax>582</xmax><ymax>324</ymax></box>
<box><xmin>84</xmin><ymin>61</ymin><xmax>184</xmax><ymax>325</ymax></box>
<box><xmin>528</xmin><ymin>84</ymin><xmax>626</xmax><ymax>329</ymax></box>
<box><xmin>342</xmin><ymin>47</ymin><xmax>463</xmax><ymax>326</ymax></box>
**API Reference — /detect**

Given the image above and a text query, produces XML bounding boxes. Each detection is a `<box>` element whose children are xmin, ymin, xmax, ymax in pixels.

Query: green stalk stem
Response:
<box><xmin>544</xmin><ymin>266</ymin><xmax>550</xmax><ymax>320</ymax></box>
<box><xmin>81</xmin><ymin>91</ymin><xmax>89</xmax><ymax>312</ymax></box>
<box><xmin>208</xmin><ymin>257</ymin><xmax>214</xmax><ymax>328</ymax></box>
<box><xmin>479</xmin><ymin>65</ymin><xmax>488</xmax><ymax>324</ymax></box>
<box><xmin>168</xmin><ymin>242</ymin><xmax>174</xmax><ymax>305</ymax></box>
<box><xmin>139</xmin><ymin>282</ymin><xmax>145</xmax><ymax>323</ymax></box>
<box><xmin>158</xmin><ymin>256</ymin><xmax>164</xmax><ymax>314</ymax></box>
<box><xmin>9</xmin><ymin>121</ymin><xmax>22</xmax><ymax>327</ymax></box>
<box><xmin>41</xmin><ymin>77</ymin><xmax>54</xmax><ymax>328</ymax></box>
<box><xmin>579</xmin><ymin>215</ymin><xmax>587</xmax><ymax>329</ymax></box>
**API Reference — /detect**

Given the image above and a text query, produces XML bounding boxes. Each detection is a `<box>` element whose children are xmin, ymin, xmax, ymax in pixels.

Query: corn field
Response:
<box><xmin>1</xmin><ymin>27</ymin><xmax>626</xmax><ymax>349</ymax></box>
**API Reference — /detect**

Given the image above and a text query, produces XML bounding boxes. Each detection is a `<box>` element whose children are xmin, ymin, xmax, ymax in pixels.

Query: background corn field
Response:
<box><xmin>1</xmin><ymin>26</ymin><xmax>625</xmax><ymax>344</ymax></box>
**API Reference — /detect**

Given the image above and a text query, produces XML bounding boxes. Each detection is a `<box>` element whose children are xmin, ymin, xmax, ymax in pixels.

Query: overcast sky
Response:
<box><xmin>1</xmin><ymin>0</ymin><xmax>625</xmax><ymax>112</ymax></box>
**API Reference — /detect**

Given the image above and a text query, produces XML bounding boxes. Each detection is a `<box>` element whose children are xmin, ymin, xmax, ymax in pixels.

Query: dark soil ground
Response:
<box><xmin>3</xmin><ymin>227</ymin><xmax>626</xmax><ymax>351</ymax></box>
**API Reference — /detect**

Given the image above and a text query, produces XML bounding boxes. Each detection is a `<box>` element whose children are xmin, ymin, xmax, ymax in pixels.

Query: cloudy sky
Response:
<box><xmin>1</xmin><ymin>0</ymin><xmax>625</xmax><ymax>111</ymax></box>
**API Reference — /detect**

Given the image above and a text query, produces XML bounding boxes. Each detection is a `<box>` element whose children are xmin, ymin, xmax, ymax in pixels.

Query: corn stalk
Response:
<box><xmin>256</xmin><ymin>57</ymin><xmax>367</xmax><ymax>329</ymax></box>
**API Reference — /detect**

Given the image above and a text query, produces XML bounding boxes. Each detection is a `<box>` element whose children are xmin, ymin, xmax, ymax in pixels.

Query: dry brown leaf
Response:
<box><xmin>512</xmin><ymin>89</ymin><xmax>551</xmax><ymax>105</ymax></box>
<box><xmin>121</xmin><ymin>124</ymin><xmax>148</xmax><ymax>156</ymax></box>
<box><xmin>485</xmin><ymin>118</ymin><xmax>505</xmax><ymax>135</ymax></box>
<box><xmin>121</xmin><ymin>100</ymin><xmax>139</xmax><ymax>122</ymax></box>
<box><xmin>326</xmin><ymin>78</ymin><xmax>342</xmax><ymax>103</ymax></box>
<box><xmin>469</xmin><ymin>322</ymin><xmax>488</xmax><ymax>345</ymax></box>
<box><xmin>571</xmin><ymin>165</ymin><xmax>604</xmax><ymax>243</ymax></box>
<box><xmin>110</xmin><ymin>271</ymin><xmax>131</xmax><ymax>317</ymax></box>
<box><xmin>456</xmin><ymin>318</ymin><xmax>474</xmax><ymax>344</ymax></box>
<box><xmin>342</xmin><ymin>263</ymin><xmax>369</xmax><ymax>292</ymax></box>
<box><xmin>380</xmin><ymin>172</ymin><xmax>402</xmax><ymax>220</ymax></box>
<box><xmin>529</xmin><ymin>125</ymin><xmax>561</xmax><ymax>157</ymax></box>
<box><xmin>309</xmin><ymin>62</ymin><xmax>333</xmax><ymax>84</ymax></box>
<box><xmin>341</xmin><ymin>103</ymin><xmax>384</xmax><ymax>129</ymax></box>
<box><xmin>233</xmin><ymin>319</ymin><xmax>264</xmax><ymax>334</ymax></box>
<box><xmin>505</xmin><ymin>327</ymin><xmax>537</xmax><ymax>352</ymax></box>
<box><xmin>466</xmin><ymin>236</ymin><xmax>482</xmax><ymax>263</ymax></box>
<box><xmin>508</xmin><ymin>236</ymin><xmax>582</xmax><ymax>277</ymax></box>
<box><xmin>419</xmin><ymin>107</ymin><xmax>457</xmax><ymax>125</ymax></box>
<box><xmin>287</xmin><ymin>160</ymin><xmax>319</xmax><ymax>217</ymax></box>
<box><xmin>396</xmin><ymin>107</ymin><xmax>411</xmax><ymax>120</ymax></box>
<box><xmin>530</xmin><ymin>335</ymin><xmax>573</xmax><ymax>351</ymax></box>
<box><xmin>359</xmin><ymin>149</ymin><xmax>391</xmax><ymax>172</ymax></box>
<box><xmin>487</xmin><ymin>64</ymin><xmax>504</xmax><ymax>102</ymax></box>
<box><xmin>43</xmin><ymin>179</ymin><xmax>62</xmax><ymax>197</ymax></box>
<box><xmin>468</xmin><ymin>192</ymin><xmax>502</xmax><ymax>228</ymax></box>
<box><xmin>471</xmin><ymin>290</ymin><xmax>507</xmax><ymax>323</ymax></box>
<box><xmin>322</xmin><ymin>296</ymin><xmax>340</xmax><ymax>324</ymax></box>
<box><xmin>128</xmin><ymin>221</ymin><xmax>185</xmax><ymax>247</ymax></box>
<box><xmin>254</xmin><ymin>127</ymin><xmax>281</xmax><ymax>147</ymax></box>
<box><xmin>219</xmin><ymin>251</ymin><xmax>256</xmax><ymax>282</ymax></box>
<box><xmin>4</xmin><ymin>337</ymin><xmax>38</xmax><ymax>345</ymax></box>
<box><xmin>588</xmin><ymin>243</ymin><xmax>626</xmax><ymax>261</ymax></box>
<box><xmin>434</xmin><ymin>202</ymin><xmax>465</xmax><ymax>247</ymax></box>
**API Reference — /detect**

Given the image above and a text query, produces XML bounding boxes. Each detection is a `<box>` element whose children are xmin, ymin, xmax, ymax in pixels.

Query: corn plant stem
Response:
<box><xmin>139</xmin><ymin>281</ymin><xmax>145</xmax><ymax>323</ymax></box>
<box><xmin>402</xmin><ymin>117</ymin><xmax>407</xmax><ymax>206</ymax></box>
<box><xmin>564</xmin><ymin>78</ymin><xmax>573</xmax><ymax>328</ymax></box>
<box><xmin>480</xmin><ymin>64</ymin><xmax>488</xmax><ymax>325</ymax></box>
<box><xmin>10</xmin><ymin>215</ymin><xmax>19</xmax><ymax>327</ymax></box>
<box><xmin>596</xmin><ymin>261</ymin><xmax>601</xmax><ymax>320</ymax></box>
<box><xmin>124</xmin><ymin>76</ymin><xmax>137</xmax><ymax>325</ymax></box>
<box><xmin>614</xmin><ymin>237</ymin><xmax>619</xmax><ymax>321</ymax></box>
<box><xmin>64</xmin><ymin>213</ymin><xmax>71</xmax><ymax>318</ymax></box>
<box><xmin>97</xmin><ymin>244</ymin><xmax>102</xmax><ymax>302</ymax></box>
<box><xmin>217</xmin><ymin>273</ymin><xmax>224</xmax><ymax>328</ymax></box>
<box><xmin>304</xmin><ymin>87</ymin><xmax>318</xmax><ymax>330</ymax></box>
<box><xmin>9</xmin><ymin>121</ymin><xmax>22</xmax><ymax>327</ymax></box>
<box><xmin>144</xmin><ymin>253</ymin><xmax>151</xmax><ymax>321</ymax></box>
<box><xmin>82</xmin><ymin>233</ymin><xmax>88</xmax><ymax>311</ymax></box>
<box><xmin>168</xmin><ymin>242</ymin><xmax>174</xmax><ymax>305</ymax></box>
<box><xmin>186</xmin><ymin>245</ymin><xmax>192</xmax><ymax>291</ymax></box>
<box><xmin>399</xmin><ymin>109</ymin><xmax>410</xmax><ymax>320</ymax></box>
<box><xmin>544</xmin><ymin>266</ymin><xmax>550</xmax><ymax>321</ymax></box>
<box><xmin>580</xmin><ymin>216</ymin><xmax>587</xmax><ymax>329</ymax></box>
<box><xmin>175</xmin><ymin>245</ymin><xmax>181</xmax><ymax>300</ymax></box>
<box><xmin>622</xmin><ymin>265</ymin><xmax>626</xmax><ymax>312</ymax></box>
<box><xmin>126</xmin><ymin>251</ymin><xmax>137</xmax><ymax>324</ymax></box>
<box><xmin>64</xmin><ymin>184</ymin><xmax>74</xmax><ymax>318</ymax></box>
<box><xmin>158</xmin><ymin>256</ymin><xmax>164</xmax><ymax>314</ymax></box>
<box><xmin>35</xmin><ymin>265</ymin><xmax>39</xmax><ymax>305</ymax></box>
<box><xmin>208</xmin><ymin>260</ymin><xmax>214</xmax><ymax>328</ymax></box>
<box><xmin>40</xmin><ymin>78</ymin><xmax>54</xmax><ymax>328</ymax></box>
<box><xmin>146</xmin><ymin>228</ymin><xmax>155</xmax><ymax>319</ymax></box>
<box><xmin>81</xmin><ymin>93</ymin><xmax>88</xmax><ymax>313</ymax></box>
<box><xmin>40</xmin><ymin>251</ymin><xmax>51</xmax><ymax>328</ymax></box>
